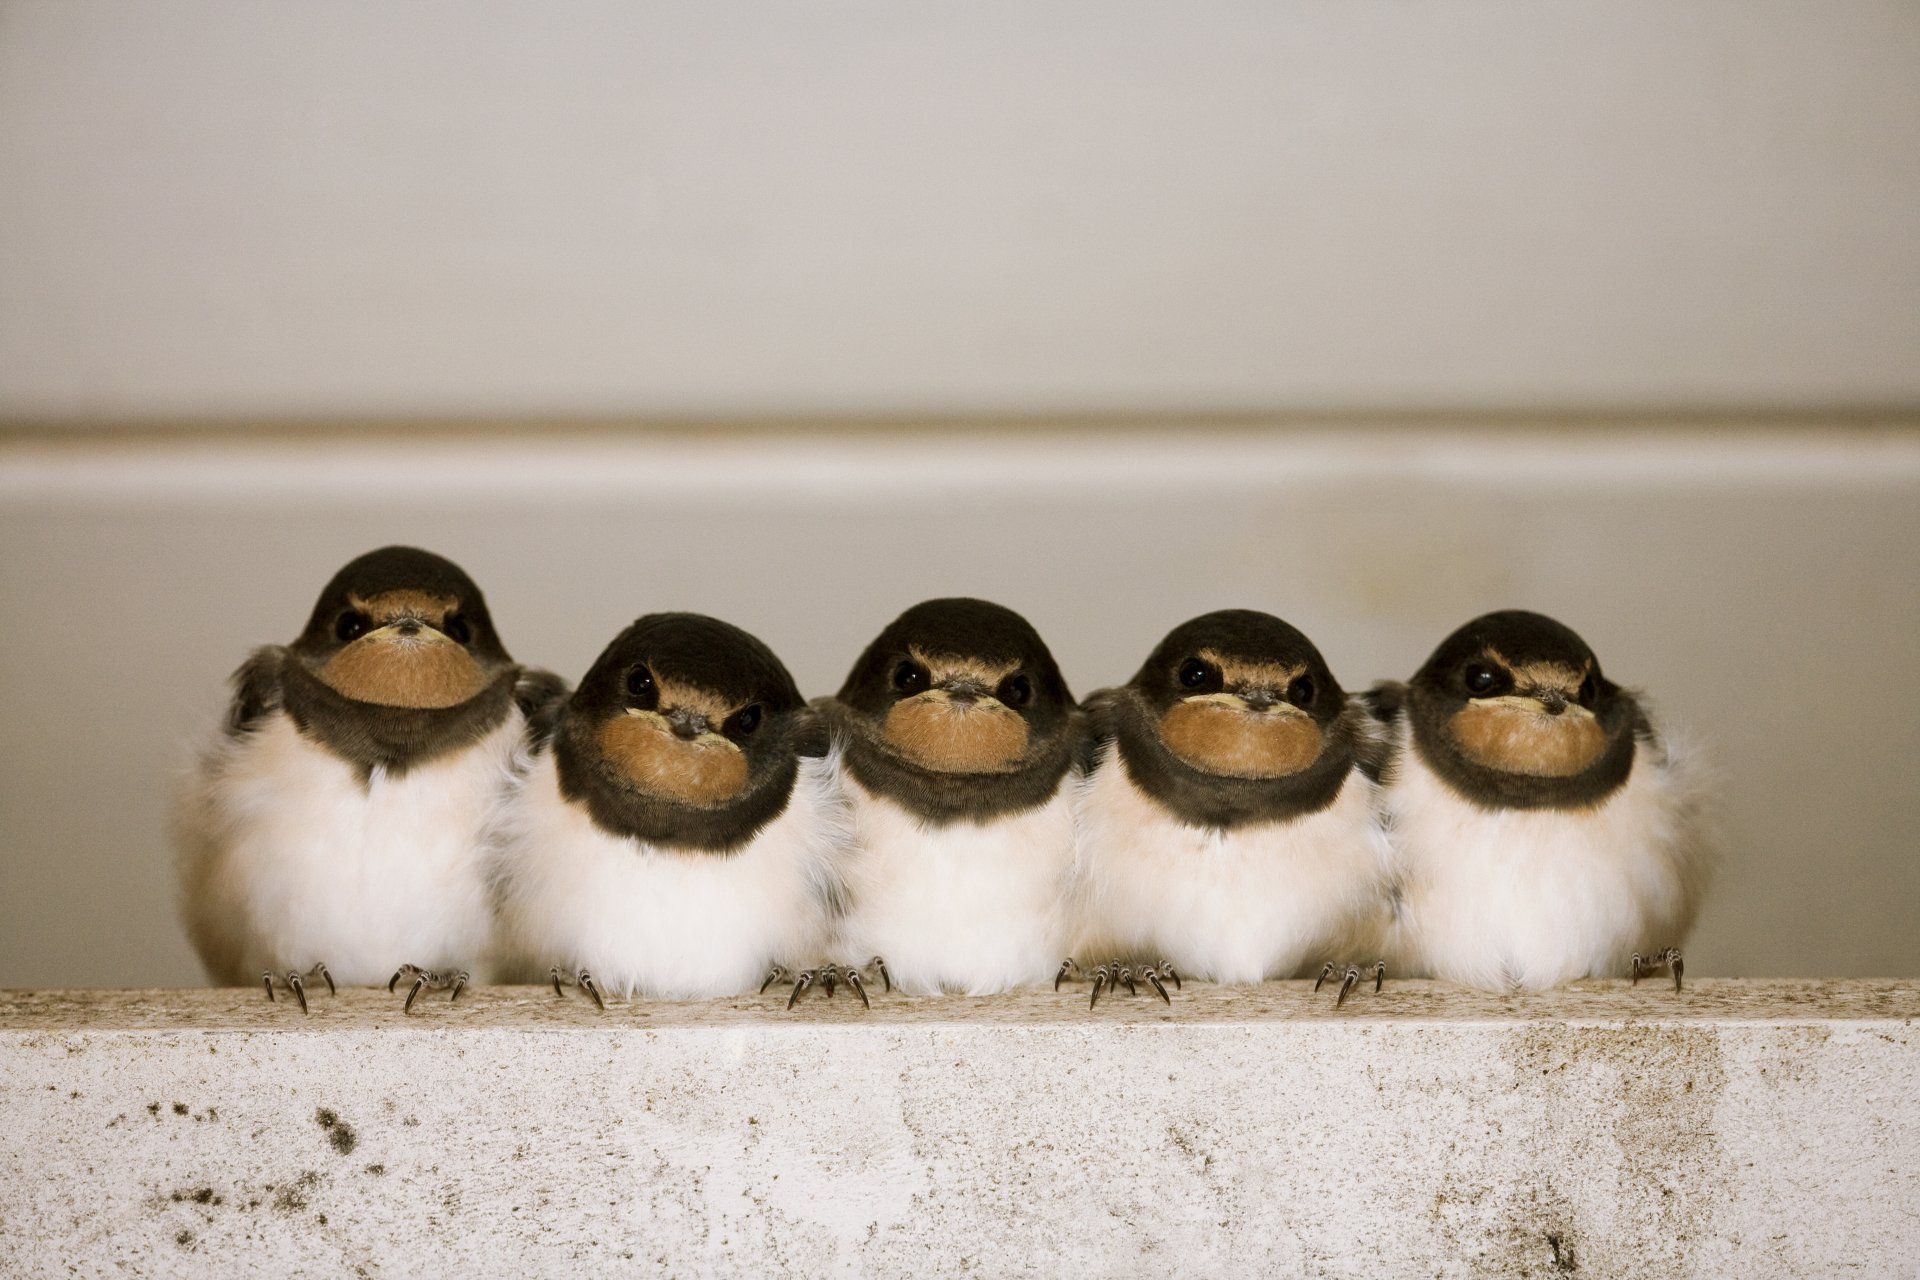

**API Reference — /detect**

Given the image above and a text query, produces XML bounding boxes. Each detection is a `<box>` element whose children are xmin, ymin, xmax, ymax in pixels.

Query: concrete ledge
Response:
<box><xmin>3</xmin><ymin>981</ymin><xmax>1916</xmax><ymax>1277</ymax></box>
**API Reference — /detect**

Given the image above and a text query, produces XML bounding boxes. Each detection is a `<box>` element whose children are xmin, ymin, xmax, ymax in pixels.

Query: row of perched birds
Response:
<box><xmin>176</xmin><ymin>545</ymin><xmax>1715</xmax><ymax>1014</ymax></box>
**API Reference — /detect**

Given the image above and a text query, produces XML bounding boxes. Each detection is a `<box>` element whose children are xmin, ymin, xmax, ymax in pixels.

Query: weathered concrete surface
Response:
<box><xmin>1</xmin><ymin>980</ymin><xmax>1915</xmax><ymax>1278</ymax></box>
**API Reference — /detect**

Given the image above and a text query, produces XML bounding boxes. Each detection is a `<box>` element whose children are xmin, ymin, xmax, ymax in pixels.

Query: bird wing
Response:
<box><xmin>223</xmin><ymin>646</ymin><xmax>289</xmax><ymax>735</ymax></box>
<box><xmin>1072</xmin><ymin>686</ymin><xmax>1127</xmax><ymax>774</ymax></box>
<box><xmin>511</xmin><ymin>666</ymin><xmax>570</xmax><ymax>752</ymax></box>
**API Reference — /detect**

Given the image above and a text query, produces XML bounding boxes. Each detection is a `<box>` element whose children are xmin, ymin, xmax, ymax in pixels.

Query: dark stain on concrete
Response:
<box><xmin>1164</xmin><ymin>1123</ymin><xmax>1216</xmax><ymax>1173</ymax></box>
<box><xmin>171</xmin><ymin>1102</ymin><xmax>189</xmax><ymax>1116</ymax></box>
<box><xmin>315</xmin><ymin>1107</ymin><xmax>358</xmax><ymax>1155</ymax></box>
<box><xmin>169</xmin><ymin>1187</ymin><xmax>223</xmax><ymax>1207</ymax></box>
<box><xmin>146</xmin><ymin>1102</ymin><xmax>160</xmax><ymax>1116</ymax></box>
<box><xmin>365</xmin><ymin>1163</ymin><xmax>386</xmax><ymax>1176</ymax></box>
<box><xmin>1547</xmin><ymin>1231</ymin><xmax>1577</xmax><ymax>1273</ymax></box>
<box><xmin>174</xmin><ymin>1229</ymin><xmax>194</xmax><ymax>1248</ymax></box>
<box><xmin>1496</xmin><ymin>1023</ymin><xmax>1732</xmax><ymax>1275</ymax></box>
<box><xmin>273</xmin><ymin>1170</ymin><xmax>321</xmax><ymax>1214</ymax></box>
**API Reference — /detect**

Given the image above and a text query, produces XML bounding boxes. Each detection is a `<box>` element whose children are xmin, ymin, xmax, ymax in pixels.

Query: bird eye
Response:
<box><xmin>891</xmin><ymin>660</ymin><xmax>929</xmax><ymax>695</ymax></box>
<box><xmin>1577</xmin><ymin>672</ymin><xmax>1598</xmax><ymax>706</ymax></box>
<box><xmin>1463</xmin><ymin>662</ymin><xmax>1506</xmax><ymax>696</ymax></box>
<box><xmin>443</xmin><ymin>613</ymin><xmax>472</xmax><ymax>645</ymax></box>
<box><xmin>727</xmin><ymin>704</ymin><xmax>763</xmax><ymax>737</ymax></box>
<box><xmin>334</xmin><ymin>611</ymin><xmax>370</xmax><ymax>643</ymax></box>
<box><xmin>1178</xmin><ymin>658</ymin><xmax>1217</xmax><ymax>690</ymax></box>
<box><xmin>1286</xmin><ymin>675</ymin><xmax>1316</xmax><ymax>708</ymax></box>
<box><xmin>997</xmin><ymin>674</ymin><xmax>1032</xmax><ymax>709</ymax></box>
<box><xmin>625</xmin><ymin>665</ymin><xmax>657</xmax><ymax>706</ymax></box>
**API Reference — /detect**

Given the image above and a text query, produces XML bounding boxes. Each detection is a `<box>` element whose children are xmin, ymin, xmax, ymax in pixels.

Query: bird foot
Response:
<box><xmin>1630</xmin><ymin>947</ymin><xmax>1685</xmax><ymax>993</ymax></box>
<box><xmin>1313</xmin><ymin>960</ymin><xmax>1386</xmax><ymax>1008</ymax></box>
<box><xmin>1056</xmin><ymin>957</ymin><xmax>1179</xmax><ymax>1010</ymax></box>
<box><xmin>549</xmin><ymin>966</ymin><xmax>607</xmax><ymax>1010</ymax></box>
<box><xmin>387</xmin><ymin>964</ymin><xmax>469</xmax><ymax>1013</ymax></box>
<box><xmin>764</xmin><ymin>957</ymin><xmax>890</xmax><ymax>1010</ymax></box>
<box><xmin>260</xmin><ymin>963</ymin><xmax>335</xmax><ymax>1015</ymax></box>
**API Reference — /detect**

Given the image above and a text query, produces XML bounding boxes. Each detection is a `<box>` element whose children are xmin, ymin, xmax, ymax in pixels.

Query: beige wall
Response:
<box><xmin>3</xmin><ymin>1</ymin><xmax>1918</xmax><ymax>420</ymax></box>
<box><xmin>1</xmin><ymin>423</ymin><xmax>1917</xmax><ymax>986</ymax></box>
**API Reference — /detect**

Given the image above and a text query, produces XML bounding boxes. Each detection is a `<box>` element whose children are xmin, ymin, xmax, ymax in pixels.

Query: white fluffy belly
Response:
<box><xmin>1385</xmin><ymin>733</ymin><xmax>1710</xmax><ymax>992</ymax></box>
<box><xmin>1071</xmin><ymin>760</ymin><xmax>1390</xmax><ymax>984</ymax></box>
<box><xmin>835</xmin><ymin>776</ymin><xmax>1076</xmax><ymax>995</ymax></box>
<box><xmin>177</xmin><ymin>713</ymin><xmax>514</xmax><ymax>986</ymax></box>
<box><xmin>490</xmin><ymin>753</ymin><xmax>843</xmax><ymax>999</ymax></box>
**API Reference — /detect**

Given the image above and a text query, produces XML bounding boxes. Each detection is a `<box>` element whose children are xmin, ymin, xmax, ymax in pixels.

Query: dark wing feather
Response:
<box><xmin>1360</xmin><ymin>680</ymin><xmax>1407</xmax><ymax>725</ymax></box>
<box><xmin>790</xmin><ymin>702</ymin><xmax>834</xmax><ymax>759</ymax></box>
<box><xmin>1353</xmin><ymin>681</ymin><xmax>1408</xmax><ymax>784</ymax></box>
<box><xmin>513</xmin><ymin>667</ymin><xmax>571</xmax><ymax>753</ymax></box>
<box><xmin>1072</xmin><ymin>686</ymin><xmax>1126</xmax><ymax>775</ymax></box>
<box><xmin>224</xmin><ymin>647</ymin><xmax>287</xmax><ymax>736</ymax></box>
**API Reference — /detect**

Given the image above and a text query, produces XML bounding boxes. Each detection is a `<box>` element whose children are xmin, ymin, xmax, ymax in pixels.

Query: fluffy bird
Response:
<box><xmin>175</xmin><ymin>546</ymin><xmax>562</xmax><ymax>1012</ymax></box>
<box><xmin>1371</xmin><ymin>610</ymin><xmax>1715</xmax><ymax>993</ymax></box>
<box><xmin>490</xmin><ymin>613</ymin><xmax>847</xmax><ymax>1005</ymax></box>
<box><xmin>1065</xmin><ymin>610</ymin><xmax>1392</xmax><ymax>1005</ymax></box>
<box><xmin>817</xmin><ymin>598</ymin><xmax>1084</xmax><ymax>997</ymax></box>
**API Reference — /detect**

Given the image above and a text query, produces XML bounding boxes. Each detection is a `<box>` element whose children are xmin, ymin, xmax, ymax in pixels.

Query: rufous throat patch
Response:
<box><xmin>883</xmin><ymin>694</ymin><xmax>1029</xmax><ymax>774</ymax></box>
<box><xmin>1159</xmin><ymin>700</ymin><xmax>1323</xmax><ymax>779</ymax></box>
<box><xmin>319</xmin><ymin>632</ymin><xmax>488</xmax><ymax>709</ymax></box>
<box><xmin>1448</xmin><ymin>702</ymin><xmax>1606</xmax><ymax>777</ymax></box>
<box><xmin>598</xmin><ymin>711</ymin><xmax>750</xmax><ymax>806</ymax></box>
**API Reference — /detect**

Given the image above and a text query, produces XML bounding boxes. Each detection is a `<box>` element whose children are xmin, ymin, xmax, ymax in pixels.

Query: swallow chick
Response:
<box><xmin>1063</xmin><ymin>610</ymin><xmax>1393</xmax><ymax>1008</ymax></box>
<box><xmin>818</xmin><ymin>598</ymin><xmax>1086</xmax><ymax>997</ymax></box>
<box><xmin>174</xmin><ymin>546</ymin><xmax>564</xmax><ymax>1012</ymax></box>
<box><xmin>1371</xmin><ymin>610</ymin><xmax>1716</xmax><ymax>993</ymax></box>
<box><xmin>489</xmin><ymin>613</ymin><xmax>847</xmax><ymax>1005</ymax></box>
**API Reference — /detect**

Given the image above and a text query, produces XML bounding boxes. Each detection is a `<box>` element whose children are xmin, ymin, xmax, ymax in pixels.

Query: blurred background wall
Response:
<box><xmin>1</xmin><ymin>2</ymin><xmax>1916</xmax><ymax>986</ymax></box>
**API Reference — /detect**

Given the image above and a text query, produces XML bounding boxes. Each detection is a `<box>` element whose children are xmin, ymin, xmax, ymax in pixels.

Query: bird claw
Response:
<box><xmin>1057</xmin><ymin>957</ymin><xmax>1179</xmax><ymax>1010</ymax></box>
<box><xmin>776</xmin><ymin>957</ymin><xmax>888</xmax><ymax>1010</ymax></box>
<box><xmin>786</xmin><ymin>968</ymin><xmax>816</xmax><ymax>1009</ymax></box>
<box><xmin>1314</xmin><ymin>960</ymin><xmax>1386</xmax><ymax>1008</ymax></box>
<box><xmin>261</xmin><ymin>963</ymin><xmax>335</xmax><ymax>1015</ymax></box>
<box><xmin>549</xmin><ymin>966</ymin><xmax>606</xmax><ymax>1010</ymax></box>
<box><xmin>388</xmin><ymin>964</ymin><xmax>469</xmax><ymax>1014</ymax></box>
<box><xmin>1630</xmin><ymin>947</ymin><xmax>1685</xmax><ymax>993</ymax></box>
<box><xmin>1142</xmin><ymin>967</ymin><xmax>1171</xmax><ymax>1004</ymax></box>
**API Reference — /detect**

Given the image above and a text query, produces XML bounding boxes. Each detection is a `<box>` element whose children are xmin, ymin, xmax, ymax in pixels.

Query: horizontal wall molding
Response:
<box><xmin>3</xmin><ymin>416</ymin><xmax>1920</xmax><ymax>450</ymax></box>
<box><xmin>6</xmin><ymin>409</ymin><xmax>1920</xmax><ymax>439</ymax></box>
<box><xmin>5</xmin><ymin>421</ymin><xmax>1920</xmax><ymax>505</ymax></box>
<box><xmin>4</xmin><ymin>981</ymin><xmax>1916</xmax><ymax>1275</ymax></box>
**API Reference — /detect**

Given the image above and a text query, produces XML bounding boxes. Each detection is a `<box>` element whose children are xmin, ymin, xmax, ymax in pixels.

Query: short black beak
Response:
<box><xmin>1536</xmin><ymin>690</ymin><xmax>1567</xmax><ymax>716</ymax></box>
<box><xmin>1241</xmin><ymin>689</ymin><xmax>1278</xmax><ymax>712</ymax></box>
<box><xmin>940</xmin><ymin>677</ymin><xmax>988</xmax><ymax>706</ymax></box>
<box><xmin>665</xmin><ymin>708</ymin><xmax>709</xmax><ymax>739</ymax></box>
<box><xmin>394</xmin><ymin>619</ymin><xmax>422</xmax><ymax>638</ymax></box>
